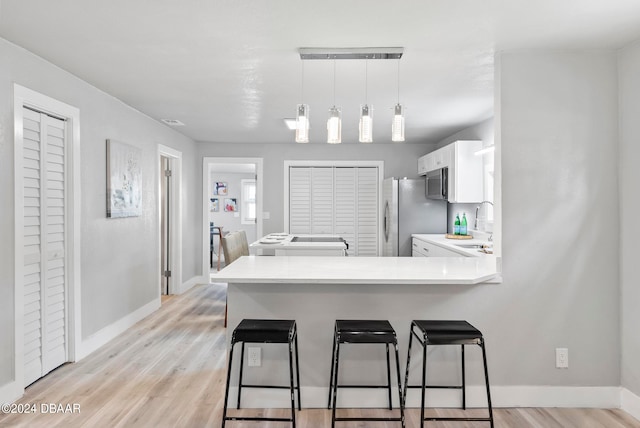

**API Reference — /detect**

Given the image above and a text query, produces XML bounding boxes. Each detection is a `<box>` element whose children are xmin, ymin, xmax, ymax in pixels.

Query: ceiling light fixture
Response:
<box><xmin>327</xmin><ymin>60</ymin><xmax>342</xmax><ymax>144</ymax></box>
<box><xmin>297</xmin><ymin>47</ymin><xmax>404</xmax><ymax>144</ymax></box>
<box><xmin>474</xmin><ymin>145</ymin><xmax>495</xmax><ymax>156</ymax></box>
<box><xmin>392</xmin><ymin>59</ymin><xmax>405</xmax><ymax>142</ymax></box>
<box><xmin>359</xmin><ymin>60</ymin><xmax>373</xmax><ymax>143</ymax></box>
<box><xmin>295</xmin><ymin>60</ymin><xmax>310</xmax><ymax>143</ymax></box>
<box><xmin>283</xmin><ymin>118</ymin><xmax>297</xmax><ymax>130</ymax></box>
<box><xmin>299</xmin><ymin>47</ymin><xmax>403</xmax><ymax>60</ymax></box>
<box><xmin>161</xmin><ymin>118</ymin><xmax>185</xmax><ymax>126</ymax></box>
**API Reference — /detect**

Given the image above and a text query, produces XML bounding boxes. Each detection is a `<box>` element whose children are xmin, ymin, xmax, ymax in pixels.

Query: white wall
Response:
<box><xmin>0</xmin><ymin>37</ymin><xmax>200</xmax><ymax>390</ymax></box>
<box><xmin>496</xmin><ymin>51</ymin><xmax>620</xmax><ymax>386</ymax></box>
<box><xmin>208</xmin><ymin>171</ymin><xmax>257</xmax><ymax>243</ymax></box>
<box><xmin>619</xmin><ymin>40</ymin><xmax>640</xmax><ymax>396</ymax></box>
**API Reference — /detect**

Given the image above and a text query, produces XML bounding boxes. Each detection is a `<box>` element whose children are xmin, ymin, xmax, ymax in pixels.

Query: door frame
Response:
<box><xmin>158</xmin><ymin>145</ymin><xmax>182</xmax><ymax>295</ymax></box>
<box><xmin>12</xmin><ymin>84</ymin><xmax>81</xmax><ymax>398</ymax></box>
<box><xmin>202</xmin><ymin>157</ymin><xmax>263</xmax><ymax>276</ymax></box>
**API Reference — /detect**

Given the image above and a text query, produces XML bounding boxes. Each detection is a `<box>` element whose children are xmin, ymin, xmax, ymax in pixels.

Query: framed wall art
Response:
<box><xmin>214</xmin><ymin>181</ymin><xmax>228</xmax><ymax>196</ymax></box>
<box><xmin>210</xmin><ymin>197</ymin><xmax>219</xmax><ymax>212</ymax></box>
<box><xmin>106</xmin><ymin>139</ymin><xmax>142</xmax><ymax>218</ymax></box>
<box><xmin>224</xmin><ymin>198</ymin><xmax>237</xmax><ymax>212</ymax></box>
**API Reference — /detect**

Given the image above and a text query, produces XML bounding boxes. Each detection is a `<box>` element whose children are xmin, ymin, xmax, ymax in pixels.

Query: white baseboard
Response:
<box><xmin>228</xmin><ymin>385</ymin><xmax>621</xmax><ymax>409</ymax></box>
<box><xmin>491</xmin><ymin>386</ymin><xmax>620</xmax><ymax>408</ymax></box>
<box><xmin>77</xmin><ymin>299</ymin><xmax>160</xmax><ymax>360</ymax></box>
<box><xmin>622</xmin><ymin>388</ymin><xmax>640</xmax><ymax>421</ymax></box>
<box><xmin>0</xmin><ymin>380</ymin><xmax>22</xmax><ymax>406</ymax></box>
<box><xmin>179</xmin><ymin>275</ymin><xmax>207</xmax><ymax>294</ymax></box>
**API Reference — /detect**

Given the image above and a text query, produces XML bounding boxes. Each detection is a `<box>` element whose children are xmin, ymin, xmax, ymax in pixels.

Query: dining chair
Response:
<box><xmin>221</xmin><ymin>230</ymin><xmax>249</xmax><ymax>327</ymax></box>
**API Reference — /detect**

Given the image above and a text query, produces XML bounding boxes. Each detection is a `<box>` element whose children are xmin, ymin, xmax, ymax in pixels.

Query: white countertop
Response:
<box><xmin>412</xmin><ymin>233</ymin><xmax>492</xmax><ymax>257</ymax></box>
<box><xmin>213</xmin><ymin>255</ymin><xmax>498</xmax><ymax>285</ymax></box>
<box><xmin>249</xmin><ymin>233</ymin><xmax>348</xmax><ymax>250</ymax></box>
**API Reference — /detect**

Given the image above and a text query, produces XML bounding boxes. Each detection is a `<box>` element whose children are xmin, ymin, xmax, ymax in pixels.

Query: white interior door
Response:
<box><xmin>356</xmin><ymin>167</ymin><xmax>379</xmax><ymax>256</ymax></box>
<box><xmin>287</xmin><ymin>165</ymin><xmax>379</xmax><ymax>256</ymax></box>
<box><xmin>334</xmin><ymin>167</ymin><xmax>356</xmax><ymax>255</ymax></box>
<box><xmin>310</xmin><ymin>167</ymin><xmax>334</xmax><ymax>234</ymax></box>
<box><xmin>22</xmin><ymin>106</ymin><xmax>68</xmax><ymax>387</ymax></box>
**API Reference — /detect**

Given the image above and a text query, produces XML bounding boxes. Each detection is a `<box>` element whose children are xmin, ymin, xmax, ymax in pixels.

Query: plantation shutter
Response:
<box><xmin>288</xmin><ymin>166</ymin><xmax>379</xmax><ymax>256</ymax></box>
<box><xmin>334</xmin><ymin>168</ymin><xmax>356</xmax><ymax>256</ymax></box>
<box><xmin>356</xmin><ymin>167</ymin><xmax>379</xmax><ymax>256</ymax></box>
<box><xmin>22</xmin><ymin>107</ymin><xmax>68</xmax><ymax>386</ymax></box>
<box><xmin>310</xmin><ymin>168</ymin><xmax>334</xmax><ymax>234</ymax></box>
<box><xmin>289</xmin><ymin>167</ymin><xmax>312</xmax><ymax>234</ymax></box>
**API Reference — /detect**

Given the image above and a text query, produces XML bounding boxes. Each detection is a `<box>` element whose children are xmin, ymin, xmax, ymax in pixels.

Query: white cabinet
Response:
<box><xmin>418</xmin><ymin>140</ymin><xmax>483</xmax><ymax>203</ymax></box>
<box><xmin>412</xmin><ymin>237</ymin><xmax>466</xmax><ymax>257</ymax></box>
<box><xmin>418</xmin><ymin>145</ymin><xmax>451</xmax><ymax>175</ymax></box>
<box><xmin>417</xmin><ymin>156</ymin><xmax>427</xmax><ymax>176</ymax></box>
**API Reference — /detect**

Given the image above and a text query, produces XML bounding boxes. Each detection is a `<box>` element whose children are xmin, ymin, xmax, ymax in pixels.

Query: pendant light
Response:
<box><xmin>327</xmin><ymin>60</ymin><xmax>342</xmax><ymax>144</ymax></box>
<box><xmin>295</xmin><ymin>61</ymin><xmax>310</xmax><ymax>143</ymax></box>
<box><xmin>359</xmin><ymin>60</ymin><xmax>373</xmax><ymax>143</ymax></box>
<box><xmin>391</xmin><ymin>59</ymin><xmax>405</xmax><ymax>142</ymax></box>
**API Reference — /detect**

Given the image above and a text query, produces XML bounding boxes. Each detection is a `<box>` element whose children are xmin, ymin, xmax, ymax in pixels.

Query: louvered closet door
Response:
<box><xmin>310</xmin><ymin>168</ymin><xmax>334</xmax><ymax>234</ymax></box>
<box><xmin>289</xmin><ymin>167</ymin><xmax>312</xmax><ymax>234</ymax></box>
<box><xmin>334</xmin><ymin>168</ymin><xmax>356</xmax><ymax>256</ymax></box>
<box><xmin>356</xmin><ymin>168</ymin><xmax>379</xmax><ymax>256</ymax></box>
<box><xmin>22</xmin><ymin>107</ymin><xmax>68</xmax><ymax>387</ymax></box>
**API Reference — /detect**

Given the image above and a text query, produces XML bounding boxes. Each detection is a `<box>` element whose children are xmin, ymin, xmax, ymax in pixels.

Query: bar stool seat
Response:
<box><xmin>403</xmin><ymin>320</ymin><xmax>494</xmax><ymax>428</ymax></box>
<box><xmin>232</xmin><ymin>319</ymin><xmax>296</xmax><ymax>343</ymax></box>
<box><xmin>222</xmin><ymin>319</ymin><xmax>301</xmax><ymax>428</ymax></box>
<box><xmin>328</xmin><ymin>320</ymin><xmax>405</xmax><ymax>428</ymax></box>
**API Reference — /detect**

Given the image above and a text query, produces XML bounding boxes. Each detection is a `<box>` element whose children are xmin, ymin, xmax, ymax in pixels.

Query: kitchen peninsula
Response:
<box><xmin>215</xmin><ymin>255</ymin><xmax>498</xmax><ymax>408</ymax></box>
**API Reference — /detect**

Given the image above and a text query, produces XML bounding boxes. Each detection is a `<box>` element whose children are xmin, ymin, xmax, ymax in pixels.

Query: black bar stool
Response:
<box><xmin>328</xmin><ymin>320</ymin><xmax>405</xmax><ymax>428</ymax></box>
<box><xmin>221</xmin><ymin>319</ymin><xmax>301</xmax><ymax>428</ymax></box>
<box><xmin>402</xmin><ymin>320</ymin><xmax>494</xmax><ymax>428</ymax></box>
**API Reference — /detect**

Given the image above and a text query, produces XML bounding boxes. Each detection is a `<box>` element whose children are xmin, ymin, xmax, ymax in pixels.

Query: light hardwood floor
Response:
<box><xmin>1</xmin><ymin>283</ymin><xmax>638</xmax><ymax>428</ymax></box>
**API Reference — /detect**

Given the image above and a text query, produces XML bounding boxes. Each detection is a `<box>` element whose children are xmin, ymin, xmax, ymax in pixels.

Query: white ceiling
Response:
<box><xmin>2</xmin><ymin>1</ymin><xmax>640</xmax><ymax>145</ymax></box>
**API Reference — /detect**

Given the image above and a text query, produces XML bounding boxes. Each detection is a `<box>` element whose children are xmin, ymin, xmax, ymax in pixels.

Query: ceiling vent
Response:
<box><xmin>161</xmin><ymin>119</ymin><xmax>185</xmax><ymax>126</ymax></box>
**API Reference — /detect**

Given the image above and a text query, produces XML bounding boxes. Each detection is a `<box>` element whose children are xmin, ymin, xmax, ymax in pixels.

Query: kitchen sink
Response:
<box><xmin>454</xmin><ymin>244</ymin><xmax>486</xmax><ymax>249</ymax></box>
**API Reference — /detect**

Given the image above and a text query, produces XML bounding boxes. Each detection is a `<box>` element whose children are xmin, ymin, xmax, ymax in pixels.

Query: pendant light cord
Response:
<box><xmin>301</xmin><ymin>60</ymin><xmax>305</xmax><ymax>102</ymax></box>
<box><xmin>333</xmin><ymin>59</ymin><xmax>336</xmax><ymax>106</ymax></box>
<box><xmin>397</xmin><ymin>58</ymin><xmax>400</xmax><ymax>104</ymax></box>
<box><xmin>365</xmin><ymin>59</ymin><xmax>368</xmax><ymax>105</ymax></box>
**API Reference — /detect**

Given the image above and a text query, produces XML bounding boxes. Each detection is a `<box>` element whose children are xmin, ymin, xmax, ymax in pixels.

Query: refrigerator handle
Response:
<box><xmin>441</xmin><ymin>168</ymin><xmax>448</xmax><ymax>199</ymax></box>
<box><xmin>383</xmin><ymin>201</ymin><xmax>390</xmax><ymax>242</ymax></box>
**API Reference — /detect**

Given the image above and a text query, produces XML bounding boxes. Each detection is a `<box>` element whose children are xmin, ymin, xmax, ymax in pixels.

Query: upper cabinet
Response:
<box><xmin>418</xmin><ymin>145</ymin><xmax>451</xmax><ymax>174</ymax></box>
<box><xmin>418</xmin><ymin>140</ymin><xmax>483</xmax><ymax>203</ymax></box>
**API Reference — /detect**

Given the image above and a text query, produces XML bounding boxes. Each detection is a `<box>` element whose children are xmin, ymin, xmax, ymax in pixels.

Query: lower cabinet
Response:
<box><xmin>412</xmin><ymin>238</ymin><xmax>465</xmax><ymax>257</ymax></box>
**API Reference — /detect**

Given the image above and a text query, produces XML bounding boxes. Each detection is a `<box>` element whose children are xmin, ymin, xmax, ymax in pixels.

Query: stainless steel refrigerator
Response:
<box><xmin>382</xmin><ymin>177</ymin><xmax>447</xmax><ymax>257</ymax></box>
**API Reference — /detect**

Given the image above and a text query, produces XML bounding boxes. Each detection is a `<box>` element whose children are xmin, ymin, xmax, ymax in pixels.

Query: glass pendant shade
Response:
<box><xmin>327</xmin><ymin>106</ymin><xmax>342</xmax><ymax>144</ymax></box>
<box><xmin>359</xmin><ymin>104</ymin><xmax>373</xmax><ymax>143</ymax></box>
<box><xmin>295</xmin><ymin>104</ymin><xmax>310</xmax><ymax>143</ymax></box>
<box><xmin>391</xmin><ymin>103</ymin><xmax>405</xmax><ymax>142</ymax></box>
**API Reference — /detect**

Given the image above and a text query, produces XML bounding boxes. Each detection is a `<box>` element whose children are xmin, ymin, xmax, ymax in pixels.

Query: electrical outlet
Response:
<box><xmin>248</xmin><ymin>347</ymin><xmax>261</xmax><ymax>367</ymax></box>
<box><xmin>556</xmin><ymin>348</ymin><xmax>569</xmax><ymax>368</ymax></box>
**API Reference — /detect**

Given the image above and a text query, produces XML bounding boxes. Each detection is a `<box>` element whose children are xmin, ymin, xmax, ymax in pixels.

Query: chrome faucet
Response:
<box><xmin>474</xmin><ymin>201</ymin><xmax>494</xmax><ymax>230</ymax></box>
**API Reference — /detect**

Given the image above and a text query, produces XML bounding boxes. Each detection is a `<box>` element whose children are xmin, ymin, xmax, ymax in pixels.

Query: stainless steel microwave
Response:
<box><xmin>425</xmin><ymin>167</ymin><xmax>448</xmax><ymax>200</ymax></box>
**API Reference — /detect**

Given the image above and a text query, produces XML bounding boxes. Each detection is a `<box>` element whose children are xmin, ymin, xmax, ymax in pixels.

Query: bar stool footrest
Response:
<box><xmin>224</xmin><ymin>416</ymin><xmax>294</xmax><ymax>422</ymax></box>
<box><xmin>424</xmin><ymin>416</ymin><xmax>492</xmax><ymax>422</ymax></box>
<box><xmin>240</xmin><ymin>384</ymin><xmax>298</xmax><ymax>389</ymax></box>
<box><xmin>335</xmin><ymin>417</ymin><xmax>404</xmax><ymax>422</ymax></box>
<box><xmin>405</xmin><ymin>384</ymin><xmax>463</xmax><ymax>389</ymax></box>
<box><xmin>337</xmin><ymin>384</ymin><xmax>395</xmax><ymax>388</ymax></box>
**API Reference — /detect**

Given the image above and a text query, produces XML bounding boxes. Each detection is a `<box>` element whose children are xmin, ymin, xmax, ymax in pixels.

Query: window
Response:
<box><xmin>241</xmin><ymin>179</ymin><xmax>256</xmax><ymax>225</ymax></box>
